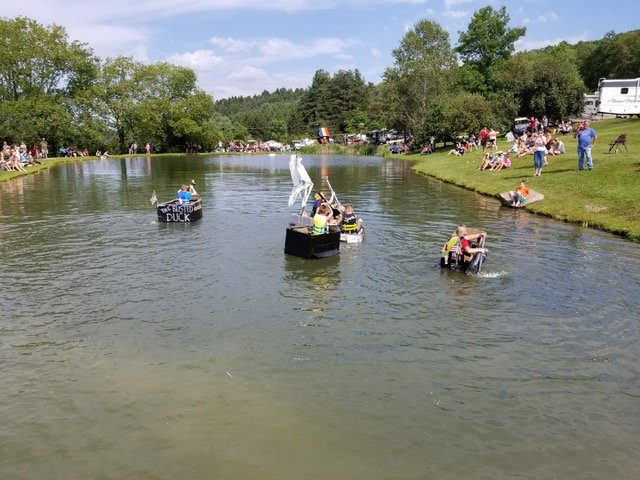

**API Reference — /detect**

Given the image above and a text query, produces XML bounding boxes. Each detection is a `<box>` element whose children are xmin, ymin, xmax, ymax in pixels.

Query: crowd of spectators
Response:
<box><xmin>0</xmin><ymin>140</ymin><xmax>46</xmax><ymax>171</ymax></box>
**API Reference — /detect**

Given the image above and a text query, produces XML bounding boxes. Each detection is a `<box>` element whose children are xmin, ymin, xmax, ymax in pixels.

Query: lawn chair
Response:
<box><xmin>608</xmin><ymin>133</ymin><xmax>628</xmax><ymax>153</ymax></box>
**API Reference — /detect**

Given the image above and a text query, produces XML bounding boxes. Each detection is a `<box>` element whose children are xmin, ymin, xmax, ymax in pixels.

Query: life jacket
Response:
<box><xmin>341</xmin><ymin>213</ymin><xmax>358</xmax><ymax>233</ymax></box>
<box><xmin>441</xmin><ymin>236</ymin><xmax>469</xmax><ymax>270</ymax></box>
<box><xmin>312</xmin><ymin>213</ymin><xmax>328</xmax><ymax>234</ymax></box>
<box><xmin>441</xmin><ymin>236</ymin><xmax>460</xmax><ymax>266</ymax></box>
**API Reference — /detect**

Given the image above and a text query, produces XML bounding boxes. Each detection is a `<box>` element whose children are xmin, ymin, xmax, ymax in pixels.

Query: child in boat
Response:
<box><xmin>341</xmin><ymin>205</ymin><xmax>358</xmax><ymax>234</ymax></box>
<box><xmin>312</xmin><ymin>202</ymin><xmax>332</xmax><ymax>234</ymax></box>
<box><xmin>176</xmin><ymin>184</ymin><xmax>192</xmax><ymax>204</ymax></box>
<box><xmin>311</xmin><ymin>192</ymin><xmax>326</xmax><ymax>216</ymax></box>
<box><xmin>509</xmin><ymin>180</ymin><xmax>530</xmax><ymax>207</ymax></box>
<box><xmin>441</xmin><ymin>225</ymin><xmax>486</xmax><ymax>269</ymax></box>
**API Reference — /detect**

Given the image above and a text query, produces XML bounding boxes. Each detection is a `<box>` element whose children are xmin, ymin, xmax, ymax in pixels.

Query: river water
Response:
<box><xmin>1</xmin><ymin>154</ymin><xmax>639</xmax><ymax>479</ymax></box>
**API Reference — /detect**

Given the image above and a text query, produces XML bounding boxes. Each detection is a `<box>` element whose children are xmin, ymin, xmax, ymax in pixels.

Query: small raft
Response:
<box><xmin>156</xmin><ymin>197</ymin><xmax>203</xmax><ymax>222</ymax></box>
<box><xmin>499</xmin><ymin>189</ymin><xmax>544</xmax><ymax>208</ymax></box>
<box><xmin>440</xmin><ymin>227</ymin><xmax>487</xmax><ymax>275</ymax></box>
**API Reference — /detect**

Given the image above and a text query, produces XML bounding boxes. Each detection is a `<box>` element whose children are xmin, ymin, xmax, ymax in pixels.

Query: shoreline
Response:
<box><xmin>3</xmin><ymin>134</ymin><xmax>638</xmax><ymax>242</ymax></box>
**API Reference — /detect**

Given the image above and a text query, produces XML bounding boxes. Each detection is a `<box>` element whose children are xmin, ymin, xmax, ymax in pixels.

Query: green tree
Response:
<box><xmin>456</xmin><ymin>6</ymin><xmax>525</xmax><ymax>87</ymax></box>
<box><xmin>580</xmin><ymin>30</ymin><xmax>640</xmax><ymax>91</ymax></box>
<box><xmin>133</xmin><ymin>63</ymin><xmax>214</xmax><ymax>152</ymax></box>
<box><xmin>0</xmin><ymin>17</ymin><xmax>97</xmax><ymax>148</ymax></box>
<box><xmin>492</xmin><ymin>44</ymin><xmax>584</xmax><ymax>121</ymax></box>
<box><xmin>299</xmin><ymin>70</ymin><xmax>333</xmax><ymax>133</ymax></box>
<box><xmin>92</xmin><ymin>57</ymin><xmax>143</xmax><ymax>153</ymax></box>
<box><xmin>382</xmin><ymin>19</ymin><xmax>458</xmax><ymax>137</ymax></box>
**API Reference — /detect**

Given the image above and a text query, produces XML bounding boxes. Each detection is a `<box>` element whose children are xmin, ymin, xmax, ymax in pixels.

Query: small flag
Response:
<box><xmin>317</xmin><ymin>126</ymin><xmax>330</xmax><ymax>137</ymax></box>
<box><xmin>150</xmin><ymin>190</ymin><xmax>157</xmax><ymax>205</ymax></box>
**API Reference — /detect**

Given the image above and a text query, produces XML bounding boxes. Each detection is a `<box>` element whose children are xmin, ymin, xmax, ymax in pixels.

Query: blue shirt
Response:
<box><xmin>577</xmin><ymin>128</ymin><xmax>597</xmax><ymax>149</ymax></box>
<box><xmin>177</xmin><ymin>190</ymin><xmax>192</xmax><ymax>204</ymax></box>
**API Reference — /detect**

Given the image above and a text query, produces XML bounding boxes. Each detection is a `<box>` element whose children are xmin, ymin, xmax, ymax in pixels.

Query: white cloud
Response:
<box><xmin>515</xmin><ymin>33</ymin><xmax>587</xmax><ymax>52</ymax></box>
<box><xmin>370</xmin><ymin>47</ymin><xmax>382</xmax><ymax>57</ymax></box>
<box><xmin>228</xmin><ymin>66</ymin><xmax>269</xmax><ymax>82</ymax></box>
<box><xmin>209</xmin><ymin>37</ymin><xmax>254</xmax><ymax>54</ymax></box>
<box><xmin>66</xmin><ymin>24</ymin><xmax>151</xmax><ymax>61</ymax></box>
<box><xmin>444</xmin><ymin>10</ymin><xmax>469</xmax><ymax>19</ymax></box>
<box><xmin>444</xmin><ymin>0</ymin><xmax>475</xmax><ymax>7</ymax></box>
<box><xmin>522</xmin><ymin>11</ymin><xmax>560</xmax><ymax>25</ymax></box>
<box><xmin>166</xmin><ymin>50</ymin><xmax>225</xmax><ymax>71</ymax></box>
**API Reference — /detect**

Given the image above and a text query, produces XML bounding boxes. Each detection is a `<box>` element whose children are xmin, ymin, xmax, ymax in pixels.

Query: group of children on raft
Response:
<box><xmin>310</xmin><ymin>192</ymin><xmax>363</xmax><ymax>236</ymax></box>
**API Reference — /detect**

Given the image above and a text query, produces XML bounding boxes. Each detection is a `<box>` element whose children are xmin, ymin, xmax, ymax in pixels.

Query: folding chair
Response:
<box><xmin>608</xmin><ymin>133</ymin><xmax>628</xmax><ymax>153</ymax></box>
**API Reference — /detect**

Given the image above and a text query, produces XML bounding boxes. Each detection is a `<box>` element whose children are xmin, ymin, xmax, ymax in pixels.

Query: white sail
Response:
<box><xmin>288</xmin><ymin>154</ymin><xmax>313</xmax><ymax>209</ymax></box>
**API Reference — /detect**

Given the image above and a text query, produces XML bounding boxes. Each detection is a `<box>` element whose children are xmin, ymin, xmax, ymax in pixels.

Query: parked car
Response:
<box><xmin>513</xmin><ymin>117</ymin><xmax>529</xmax><ymax>136</ymax></box>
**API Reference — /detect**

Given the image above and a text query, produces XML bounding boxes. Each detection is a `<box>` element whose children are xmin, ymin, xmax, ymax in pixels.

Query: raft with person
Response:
<box><xmin>321</xmin><ymin>176</ymin><xmax>365</xmax><ymax>243</ymax></box>
<box><xmin>440</xmin><ymin>226</ymin><xmax>488</xmax><ymax>275</ymax></box>
<box><xmin>498</xmin><ymin>189</ymin><xmax>544</xmax><ymax>208</ymax></box>
<box><xmin>285</xmin><ymin>154</ymin><xmax>340</xmax><ymax>259</ymax></box>
<box><xmin>151</xmin><ymin>181</ymin><xmax>203</xmax><ymax>223</ymax></box>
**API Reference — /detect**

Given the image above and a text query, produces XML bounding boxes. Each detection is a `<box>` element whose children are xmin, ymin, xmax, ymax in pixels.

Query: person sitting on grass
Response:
<box><xmin>491</xmin><ymin>152</ymin><xmax>511</xmax><ymax>171</ymax></box>
<box><xmin>447</xmin><ymin>141</ymin><xmax>465</xmax><ymax>156</ymax></box>
<box><xmin>478</xmin><ymin>151</ymin><xmax>502</xmax><ymax>170</ymax></box>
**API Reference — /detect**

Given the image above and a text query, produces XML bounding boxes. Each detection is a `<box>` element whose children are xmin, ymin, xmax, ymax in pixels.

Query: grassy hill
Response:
<box><xmin>406</xmin><ymin>117</ymin><xmax>640</xmax><ymax>241</ymax></box>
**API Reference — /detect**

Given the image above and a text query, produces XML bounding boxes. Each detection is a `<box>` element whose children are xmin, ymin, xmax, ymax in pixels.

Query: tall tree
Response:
<box><xmin>92</xmin><ymin>57</ymin><xmax>143</xmax><ymax>152</ymax></box>
<box><xmin>580</xmin><ymin>30</ymin><xmax>640</xmax><ymax>90</ymax></box>
<box><xmin>492</xmin><ymin>44</ymin><xmax>585</xmax><ymax>121</ymax></box>
<box><xmin>382</xmin><ymin>19</ymin><xmax>457</xmax><ymax>136</ymax></box>
<box><xmin>0</xmin><ymin>17</ymin><xmax>96</xmax><ymax>147</ymax></box>
<box><xmin>134</xmin><ymin>63</ymin><xmax>214</xmax><ymax>152</ymax></box>
<box><xmin>456</xmin><ymin>6</ymin><xmax>525</xmax><ymax>83</ymax></box>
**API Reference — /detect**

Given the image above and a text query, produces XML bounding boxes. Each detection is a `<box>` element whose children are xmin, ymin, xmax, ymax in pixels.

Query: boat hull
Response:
<box><xmin>284</xmin><ymin>226</ymin><xmax>340</xmax><ymax>259</ymax></box>
<box><xmin>157</xmin><ymin>198</ymin><xmax>203</xmax><ymax>222</ymax></box>
<box><xmin>340</xmin><ymin>232</ymin><xmax>364</xmax><ymax>243</ymax></box>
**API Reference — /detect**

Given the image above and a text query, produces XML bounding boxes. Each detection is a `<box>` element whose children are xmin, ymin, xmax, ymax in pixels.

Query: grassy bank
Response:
<box><xmin>403</xmin><ymin>117</ymin><xmax>639</xmax><ymax>241</ymax></box>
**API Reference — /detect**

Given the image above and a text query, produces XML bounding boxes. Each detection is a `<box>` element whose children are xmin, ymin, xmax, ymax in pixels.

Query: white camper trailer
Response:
<box><xmin>597</xmin><ymin>78</ymin><xmax>640</xmax><ymax>115</ymax></box>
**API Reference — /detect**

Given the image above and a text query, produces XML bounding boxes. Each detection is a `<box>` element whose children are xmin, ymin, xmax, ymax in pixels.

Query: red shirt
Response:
<box><xmin>460</xmin><ymin>237</ymin><xmax>470</xmax><ymax>253</ymax></box>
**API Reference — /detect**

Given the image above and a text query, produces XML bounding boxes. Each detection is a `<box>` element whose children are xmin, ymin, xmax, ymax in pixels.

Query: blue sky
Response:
<box><xmin>4</xmin><ymin>0</ymin><xmax>639</xmax><ymax>99</ymax></box>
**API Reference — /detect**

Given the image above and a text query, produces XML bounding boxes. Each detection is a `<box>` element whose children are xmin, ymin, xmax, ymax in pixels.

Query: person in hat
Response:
<box><xmin>311</xmin><ymin>192</ymin><xmax>326</xmax><ymax>216</ymax></box>
<box><xmin>187</xmin><ymin>179</ymin><xmax>198</xmax><ymax>195</ymax></box>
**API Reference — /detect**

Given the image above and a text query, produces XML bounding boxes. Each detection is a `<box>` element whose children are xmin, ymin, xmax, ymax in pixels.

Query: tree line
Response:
<box><xmin>1</xmin><ymin>9</ymin><xmax>638</xmax><ymax>154</ymax></box>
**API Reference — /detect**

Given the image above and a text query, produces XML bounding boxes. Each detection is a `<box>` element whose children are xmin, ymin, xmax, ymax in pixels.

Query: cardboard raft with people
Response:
<box><xmin>285</xmin><ymin>154</ymin><xmax>365</xmax><ymax>258</ymax></box>
<box><xmin>152</xmin><ymin>180</ymin><xmax>203</xmax><ymax>222</ymax></box>
<box><xmin>440</xmin><ymin>225</ymin><xmax>488</xmax><ymax>275</ymax></box>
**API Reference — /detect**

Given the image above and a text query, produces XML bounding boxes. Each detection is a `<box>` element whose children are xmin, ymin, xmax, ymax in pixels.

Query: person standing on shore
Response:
<box><xmin>533</xmin><ymin>131</ymin><xmax>547</xmax><ymax>176</ymax></box>
<box><xmin>576</xmin><ymin>121</ymin><xmax>597</xmax><ymax>171</ymax></box>
<box><xmin>40</xmin><ymin>138</ymin><xmax>48</xmax><ymax>159</ymax></box>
